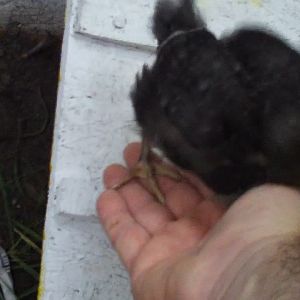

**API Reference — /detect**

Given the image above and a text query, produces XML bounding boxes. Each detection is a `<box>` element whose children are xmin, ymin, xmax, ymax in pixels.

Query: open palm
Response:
<box><xmin>98</xmin><ymin>143</ymin><xmax>300</xmax><ymax>300</ymax></box>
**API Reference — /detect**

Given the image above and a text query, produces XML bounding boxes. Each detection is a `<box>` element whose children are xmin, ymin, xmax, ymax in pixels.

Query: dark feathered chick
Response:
<box><xmin>116</xmin><ymin>0</ymin><xmax>300</xmax><ymax>205</ymax></box>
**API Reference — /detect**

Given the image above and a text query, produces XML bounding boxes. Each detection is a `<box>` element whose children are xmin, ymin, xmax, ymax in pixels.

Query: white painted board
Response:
<box><xmin>75</xmin><ymin>0</ymin><xmax>157</xmax><ymax>50</ymax></box>
<box><xmin>196</xmin><ymin>0</ymin><xmax>300</xmax><ymax>48</ymax></box>
<box><xmin>75</xmin><ymin>0</ymin><xmax>300</xmax><ymax>51</ymax></box>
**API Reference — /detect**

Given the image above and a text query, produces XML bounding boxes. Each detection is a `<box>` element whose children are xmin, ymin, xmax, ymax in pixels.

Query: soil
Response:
<box><xmin>0</xmin><ymin>23</ymin><xmax>62</xmax><ymax>299</ymax></box>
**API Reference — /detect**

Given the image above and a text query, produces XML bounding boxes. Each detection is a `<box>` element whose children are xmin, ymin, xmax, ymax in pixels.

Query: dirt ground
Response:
<box><xmin>0</xmin><ymin>24</ymin><xmax>61</xmax><ymax>299</ymax></box>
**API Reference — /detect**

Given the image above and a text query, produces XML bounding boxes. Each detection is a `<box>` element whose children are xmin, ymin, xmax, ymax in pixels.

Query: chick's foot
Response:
<box><xmin>112</xmin><ymin>158</ymin><xmax>181</xmax><ymax>204</ymax></box>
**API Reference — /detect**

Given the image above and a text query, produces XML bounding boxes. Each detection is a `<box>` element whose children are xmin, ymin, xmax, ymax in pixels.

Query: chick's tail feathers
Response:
<box><xmin>152</xmin><ymin>0</ymin><xmax>205</xmax><ymax>45</ymax></box>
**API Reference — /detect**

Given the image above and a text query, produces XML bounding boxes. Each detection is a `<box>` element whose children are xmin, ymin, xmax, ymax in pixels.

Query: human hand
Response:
<box><xmin>97</xmin><ymin>143</ymin><xmax>300</xmax><ymax>300</ymax></box>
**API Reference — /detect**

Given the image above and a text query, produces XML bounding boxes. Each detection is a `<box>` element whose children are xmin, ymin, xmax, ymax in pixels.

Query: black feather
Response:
<box><xmin>224</xmin><ymin>29</ymin><xmax>300</xmax><ymax>187</ymax></box>
<box><xmin>131</xmin><ymin>0</ymin><xmax>300</xmax><ymax>202</ymax></box>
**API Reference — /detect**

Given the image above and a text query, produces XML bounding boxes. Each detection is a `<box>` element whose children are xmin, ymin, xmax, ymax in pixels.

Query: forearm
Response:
<box><xmin>209</xmin><ymin>185</ymin><xmax>300</xmax><ymax>300</ymax></box>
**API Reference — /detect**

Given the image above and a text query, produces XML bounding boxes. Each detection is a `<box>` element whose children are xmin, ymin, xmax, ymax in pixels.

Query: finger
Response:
<box><xmin>103</xmin><ymin>164</ymin><xmax>128</xmax><ymax>189</ymax></box>
<box><xmin>120</xmin><ymin>181</ymin><xmax>175</xmax><ymax>234</ymax></box>
<box><xmin>164</xmin><ymin>181</ymin><xmax>204</xmax><ymax>218</ymax></box>
<box><xmin>103</xmin><ymin>163</ymin><xmax>175</xmax><ymax>234</ymax></box>
<box><xmin>182</xmin><ymin>171</ymin><xmax>215</xmax><ymax>199</ymax></box>
<box><xmin>123</xmin><ymin>142</ymin><xmax>142</xmax><ymax>166</ymax></box>
<box><xmin>97</xmin><ymin>190</ymin><xmax>150</xmax><ymax>270</ymax></box>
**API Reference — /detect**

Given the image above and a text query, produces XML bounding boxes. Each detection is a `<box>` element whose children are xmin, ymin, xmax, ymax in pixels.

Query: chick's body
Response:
<box><xmin>130</xmin><ymin>0</ymin><xmax>300</xmax><ymax>203</ymax></box>
<box><xmin>225</xmin><ymin>30</ymin><xmax>300</xmax><ymax>187</ymax></box>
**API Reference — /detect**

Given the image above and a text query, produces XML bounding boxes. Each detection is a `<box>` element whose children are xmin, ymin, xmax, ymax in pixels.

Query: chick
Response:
<box><xmin>115</xmin><ymin>0</ymin><xmax>300</xmax><ymax>205</ymax></box>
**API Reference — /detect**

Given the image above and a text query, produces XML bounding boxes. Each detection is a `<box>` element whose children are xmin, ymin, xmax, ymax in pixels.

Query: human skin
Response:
<box><xmin>97</xmin><ymin>143</ymin><xmax>300</xmax><ymax>300</ymax></box>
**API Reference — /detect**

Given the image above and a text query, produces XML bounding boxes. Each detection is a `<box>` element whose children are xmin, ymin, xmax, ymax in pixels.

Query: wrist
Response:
<box><xmin>210</xmin><ymin>184</ymin><xmax>300</xmax><ymax>300</ymax></box>
<box><xmin>213</xmin><ymin>234</ymin><xmax>300</xmax><ymax>300</ymax></box>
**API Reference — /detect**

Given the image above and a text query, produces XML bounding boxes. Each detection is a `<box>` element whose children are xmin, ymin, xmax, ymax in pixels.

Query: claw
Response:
<box><xmin>112</xmin><ymin>139</ymin><xmax>181</xmax><ymax>204</ymax></box>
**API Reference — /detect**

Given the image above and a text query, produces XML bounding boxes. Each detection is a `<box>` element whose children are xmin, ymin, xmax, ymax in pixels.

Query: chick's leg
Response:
<box><xmin>112</xmin><ymin>138</ymin><xmax>181</xmax><ymax>204</ymax></box>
